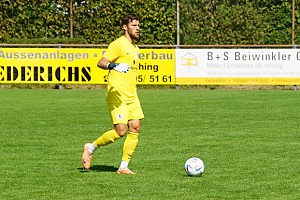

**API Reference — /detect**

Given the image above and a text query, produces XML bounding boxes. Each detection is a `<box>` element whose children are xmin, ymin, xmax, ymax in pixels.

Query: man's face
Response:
<box><xmin>124</xmin><ymin>20</ymin><xmax>140</xmax><ymax>40</ymax></box>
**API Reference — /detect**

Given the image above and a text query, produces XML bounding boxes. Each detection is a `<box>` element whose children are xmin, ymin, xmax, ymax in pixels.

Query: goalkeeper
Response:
<box><xmin>81</xmin><ymin>14</ymin><xmax>144</xmax><ymax>174</ymax></box>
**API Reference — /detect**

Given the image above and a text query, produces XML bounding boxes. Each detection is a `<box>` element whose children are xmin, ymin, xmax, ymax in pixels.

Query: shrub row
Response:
<box><xmin>1</xmin><ymin>0</ymin><xmax>299</xmax><ymax>45</ymax></box>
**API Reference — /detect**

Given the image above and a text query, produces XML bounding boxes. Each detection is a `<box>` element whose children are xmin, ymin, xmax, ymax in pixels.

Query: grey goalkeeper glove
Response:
<box><xmin>107</xmin><ymin>63</ymin><xmax>130</xmax><ymax>73</ymax></box>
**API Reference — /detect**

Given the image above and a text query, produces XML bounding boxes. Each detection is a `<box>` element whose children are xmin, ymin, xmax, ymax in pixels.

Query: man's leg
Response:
<box><xmin>117</xmin><ymin>119</ymin><xmax>141</xmax><ymax>174</ymax></box>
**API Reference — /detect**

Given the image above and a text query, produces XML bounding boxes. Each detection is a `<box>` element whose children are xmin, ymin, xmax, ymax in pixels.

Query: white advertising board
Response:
<box><xmin>176</xmin><ymin>49</ymin><xmax>300</xmax><ymax>85</ymax></box>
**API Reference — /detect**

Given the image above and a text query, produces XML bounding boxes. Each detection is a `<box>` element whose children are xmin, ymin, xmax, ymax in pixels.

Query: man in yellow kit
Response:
<box><xmin>81</xmin><ymin>14</ymin><xmax>144</xmax><ymax>174</ymax></box>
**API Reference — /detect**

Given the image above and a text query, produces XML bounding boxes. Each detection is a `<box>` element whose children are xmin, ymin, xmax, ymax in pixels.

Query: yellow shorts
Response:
<box><xmin>108</xmin><ymin>99</ymin><xmax>144</xmax><ymax>124</ymax></box>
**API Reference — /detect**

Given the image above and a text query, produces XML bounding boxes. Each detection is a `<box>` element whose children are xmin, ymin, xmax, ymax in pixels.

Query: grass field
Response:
<box><xmin>1</xmin><ymin>88</ymin><xmax>299</xmax><ymax>199</ymax></box>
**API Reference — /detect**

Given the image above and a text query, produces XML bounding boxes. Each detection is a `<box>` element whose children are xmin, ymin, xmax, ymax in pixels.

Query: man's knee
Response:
<box><xmin>114</xmin><ymin>124</ymin><xmax>128</xmax><ymax>137</ymax></box>
<box><xmin>129</xmin><ymin>120</ymin><xmax>141</xmax><ymax>133</ymax></box>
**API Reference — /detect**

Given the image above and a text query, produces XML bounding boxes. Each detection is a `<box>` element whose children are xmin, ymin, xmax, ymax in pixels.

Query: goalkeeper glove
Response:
<box><xmin>107</xmin><ymin>63</ymin><xmax>130</xmax><ymax>73</ymax></box>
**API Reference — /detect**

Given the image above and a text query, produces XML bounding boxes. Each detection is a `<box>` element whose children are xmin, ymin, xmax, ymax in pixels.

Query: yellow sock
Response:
<box><xmin>94</xmin><ymin>130</ymin><xmax>121</xmax><ymax>148</ymax></box>
<box><xmin>122</xmin><ymin>132</ymin><xmax>139</xmax><ymax>162</ymax></box>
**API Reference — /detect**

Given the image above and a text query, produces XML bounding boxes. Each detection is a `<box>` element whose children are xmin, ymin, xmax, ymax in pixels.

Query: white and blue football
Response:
<box><xmin>185</xmin><ymin>157</ymin><xmax>204</xmax><ymax>176</ymax></box>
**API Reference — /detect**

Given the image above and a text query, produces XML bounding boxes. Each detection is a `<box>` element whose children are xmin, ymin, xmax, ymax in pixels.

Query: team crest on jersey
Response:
<box><xmin>117</xmin><ymin>114</ymin><xmax>123</xmax><ymax>120</ymax></box>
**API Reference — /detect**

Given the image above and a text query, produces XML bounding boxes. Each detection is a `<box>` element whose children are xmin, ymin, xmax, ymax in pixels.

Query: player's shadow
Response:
<box><xmin>78</xmin><ymin>165</ymin><xmax>118</xmax><ymax>173</ymax></box>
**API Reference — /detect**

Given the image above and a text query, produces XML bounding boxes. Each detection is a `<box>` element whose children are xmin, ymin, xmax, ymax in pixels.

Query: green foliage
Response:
<box><xmin>295</xmin><ymin>0</ymin><xmax>300</xmax><ymax>44</ymax></box>
<box><xmin>6</xmin><ymin>37</ymin><xmax>87</xmax><ymax>44</ymax></box>
<box><xmin>0</xmin><ymin>0</ymin><xmax>69</xmax><ymax>41</ymax></box>
<box><xmin>180</xmin><ymin>0</ymin><xmax>300</xmax><ymax>45</ymax></box>
<box><xmin>0</xmin><ymin>0</ymin><xmax>299</xmax><ymax>45</ymax></box>
<box><xmin>71</xmin><ymin>0</ymin><xmax>176</xmax><ymax>44</ymax></box>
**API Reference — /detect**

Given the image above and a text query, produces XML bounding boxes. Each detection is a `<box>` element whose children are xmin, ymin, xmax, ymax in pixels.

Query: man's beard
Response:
<box><xmin>129</xmin><ymin>32</ymin><xmax>139</xmax><ymax>40</ymax></box>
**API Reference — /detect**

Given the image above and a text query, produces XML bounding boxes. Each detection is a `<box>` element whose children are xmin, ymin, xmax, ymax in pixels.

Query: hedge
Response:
<box><xmin>0</xmin><ymin>0</ymin><xmax>299</xmax><ymax>45</ymax></box>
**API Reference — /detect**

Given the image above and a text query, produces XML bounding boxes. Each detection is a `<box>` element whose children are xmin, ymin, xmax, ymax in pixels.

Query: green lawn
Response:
<box><xmin>0</xmin><ymin>88</ymin><xmax>299</xmax><ymax>199</ymax></box>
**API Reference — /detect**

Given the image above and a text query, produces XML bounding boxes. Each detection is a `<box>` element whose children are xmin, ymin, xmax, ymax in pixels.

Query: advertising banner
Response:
<box><xmin>176</xmin><ymin>49</ymin><xmax>300</xmax><ymax>85</ymax></box>
<box><xmin>136</xmin><ymin>49</ymin><xmax>175</xmax><ymax>84</ymax></box>
<box><xmin>2</xmin><ymin>48</ymin><xmax>300</xmax><ymax>85</ymax></box>
<box><xmin>0</xmin><ymin>48</ymin><xmax>175</xmax><ymax>85</ymax></box>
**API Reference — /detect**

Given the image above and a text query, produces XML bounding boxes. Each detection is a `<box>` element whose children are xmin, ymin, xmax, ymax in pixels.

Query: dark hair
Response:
<box><xmin>122</xmin><ymin>14</ymin><xmax>139</xmax><ymax>26</ymax></box>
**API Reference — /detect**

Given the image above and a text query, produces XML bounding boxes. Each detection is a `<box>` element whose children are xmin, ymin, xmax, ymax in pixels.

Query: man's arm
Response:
<box><xmin>97</xmin><ymin>57</ymin><xmax>110</xmax><ymax>70</ymax></box>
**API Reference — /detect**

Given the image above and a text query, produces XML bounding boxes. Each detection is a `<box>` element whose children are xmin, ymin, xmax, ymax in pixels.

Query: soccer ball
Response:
<box><xmin>185</xmin><ymin>157</ymin><xmax>204</xmax><ymax>176</ymax></box>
